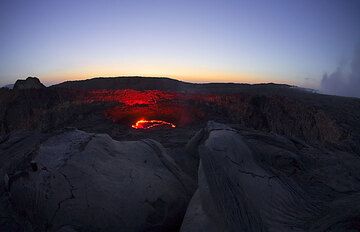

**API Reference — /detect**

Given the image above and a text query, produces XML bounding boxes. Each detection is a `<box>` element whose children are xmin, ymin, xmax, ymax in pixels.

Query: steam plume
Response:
<box><xmin>321</xmin><ymin>46</ymin><xmax>360</xmax><ymax>98</ymax></box>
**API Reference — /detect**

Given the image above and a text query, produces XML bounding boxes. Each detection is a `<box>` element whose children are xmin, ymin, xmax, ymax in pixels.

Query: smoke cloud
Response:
<box><xmin>321</xmin><ymin>46</ymin><xmax>360</xmax><ymax>98</ymax></box>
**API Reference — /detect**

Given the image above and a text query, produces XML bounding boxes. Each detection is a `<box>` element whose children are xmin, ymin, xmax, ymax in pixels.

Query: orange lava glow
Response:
<box><xmin>82</xmin><ymin>89</ymin><xmax>228</xmax><ymax>128</ymax></box>
<box><xmin>132</xmin><ymin>119</ymin><xmax>176</xmax><ymax>129</ymax></box>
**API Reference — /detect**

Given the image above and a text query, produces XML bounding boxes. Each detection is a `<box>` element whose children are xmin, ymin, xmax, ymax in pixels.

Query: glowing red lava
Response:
<box><xmin>83</xmin><ymin>89</ymin><xmax>218</xmax><ymax>127</ymax></box>
<box><xmin>132</xmin><ymin>119</ymin><xmax>176</xmax><ymax>129</ymax></box>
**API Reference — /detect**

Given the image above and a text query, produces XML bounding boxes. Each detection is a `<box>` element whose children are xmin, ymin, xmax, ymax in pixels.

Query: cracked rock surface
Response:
<box><xmin>180</xmin><ymin>122</ymin><xmax>360</xmax><ymax>232</ymax></box>
<box><xmin>1</xmin><ymin>122</ymin><xmax>360</xmax><ymax>231</ymax></box>
<box><xmin>1</xmin><ymin>129</ymin><xmax>195</xmax><ymax>231</ymax></box>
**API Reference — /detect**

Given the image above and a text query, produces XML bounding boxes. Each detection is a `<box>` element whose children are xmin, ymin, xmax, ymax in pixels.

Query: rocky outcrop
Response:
<box><xmin>181</xmin><ymin>122</ymin><xmax>360</xmax><ymax>232</ymax></box>
<box><xmin>13</xmin><ymin>77</ymin><xmax>45</xmax><ymax>90</ymax></box>
<box><xmin>1</xmin><ymin>122</ymin><xmax>360</xmax><ymax>231</ymax></box>
<box><xmin>0</xmin><ymin>129</ymin><xmax>196</xmax><ymax>231</ymax></box>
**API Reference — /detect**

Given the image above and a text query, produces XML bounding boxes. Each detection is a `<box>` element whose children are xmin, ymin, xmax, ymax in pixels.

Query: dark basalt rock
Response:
<box><xmin>1</xmin><ymin>122</ymin><xmax>360</xmax><ymax>231</ymax></box>
<box><xmin>0</xmin><ymin>129</ymin><xmax>195</xmax><ymax>231</ymax></box>
<box><xmin>13</xmin><ymin>77</ymin><xmax>46</xmax><ymax>90</ymax></box>
<box><xmin>181</xmin><ymin>122</ymin><xmax>360</xmax><ymax>232</ymax></box>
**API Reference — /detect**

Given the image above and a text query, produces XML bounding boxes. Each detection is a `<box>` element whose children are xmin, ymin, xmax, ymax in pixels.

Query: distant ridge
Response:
<box><xmin>2</xmin><ymin>84</ymin><xmax>14</xmax><ymax>89</ymax></box>
<box><xmin>53</xmin><ymin>76</ymin><xmax>186</xmax><ymax>91</ymax></box>
<box><xmin>52</xmin><ymin>76</ymin><xmax>298</xmax><ymax>94</ymax></box>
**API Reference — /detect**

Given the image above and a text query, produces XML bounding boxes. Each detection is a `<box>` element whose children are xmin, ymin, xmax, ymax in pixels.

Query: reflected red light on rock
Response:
<box><xmin>83</xmin><ymin>89</ymin><xmax>222</xmax><ymax>127</ymax></box>
<box><xmin>85</xmin><ymin>89</ymin><xmax>179</xmax><ymax>106</ymax></box>
<box><xmin>132</xmin><ymin>119</ymin><xmax>176</xmax><ymax>129</ymax></box>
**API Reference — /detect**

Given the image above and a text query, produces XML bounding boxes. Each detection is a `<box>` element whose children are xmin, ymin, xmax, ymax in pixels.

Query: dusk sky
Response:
<box><xmin>1</xmin><ymin>0</ymin><xmax>359</xmax><ymax>87</ymax></box>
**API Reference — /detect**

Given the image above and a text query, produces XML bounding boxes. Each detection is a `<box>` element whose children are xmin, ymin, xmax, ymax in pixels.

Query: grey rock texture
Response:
<box><xmin>181</xmin><ymin>122</ymin><xmax>360</xmax><ymax>232</ymax></box>
<box><xmin>13</xmin><ymin>77</ymin><xmax>45</xmax><ymax>90</ymax></box>
<box><xmin>1</xmin><ymin>122</ymin><xmax>360</xmax><ymax>231</ymax></box>
<box><xmin>0</xmin><ymin>129</ymin><xmax>195</xmax><ymax>231</ymax></box>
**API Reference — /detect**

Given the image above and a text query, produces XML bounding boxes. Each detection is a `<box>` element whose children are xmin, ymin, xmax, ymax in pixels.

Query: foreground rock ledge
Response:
<box><xmin>1</xmin><ymin>122</ymin><xmax>360</xmax><ymax>231</ymax></box>
<box><xmin>0</xmin><ymin>129</ymin><xmax>195</xmax><ymax>231</ymax></box>
<box><xmin>180</xmin><ymin>122</ymin><xmax>360</xmax><ymax>232</ymax></box>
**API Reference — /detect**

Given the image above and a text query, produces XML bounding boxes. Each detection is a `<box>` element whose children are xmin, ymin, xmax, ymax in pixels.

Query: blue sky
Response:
<box><xmin>0</xmin><ymin>0</ymin><xmax>359</xmax><ymax>87</ymax></box>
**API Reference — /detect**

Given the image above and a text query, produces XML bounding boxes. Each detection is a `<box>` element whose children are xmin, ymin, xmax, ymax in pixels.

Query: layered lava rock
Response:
<box><xmin>2</xmin><ymin>123</ymin><xmax>360</xmax><ymax>231</ymax></box>
<box><xmin>0</xmin><ymin>129</ymin><xmax>195</xmax><ymax>231</ymax></box>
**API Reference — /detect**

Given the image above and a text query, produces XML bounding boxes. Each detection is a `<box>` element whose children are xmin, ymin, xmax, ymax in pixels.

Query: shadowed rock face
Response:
<box><xmin>181</xmin><ymin>122</ymin><xmax>360</xmax><ymax>232</ymax></box>
<box><xmin>1</xmin><ymin>122</ymin><xmax>360</xmax><ymax>231</ymax></box>
<box><xmin>0</xmin><ymin>129</ymin><xmax>195</xmax><ymax>231</ymax></box>
<box><xmin>13</xmin><ymin>77</ymin><xmax>45</xmax><ymax>90</ymax></box>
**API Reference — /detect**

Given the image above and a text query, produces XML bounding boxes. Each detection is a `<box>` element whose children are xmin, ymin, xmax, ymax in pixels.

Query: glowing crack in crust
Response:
<box><xmin>132</xmin><ymin>119</ymin><xmax>176</xmax><ymax>129</ymax></box>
